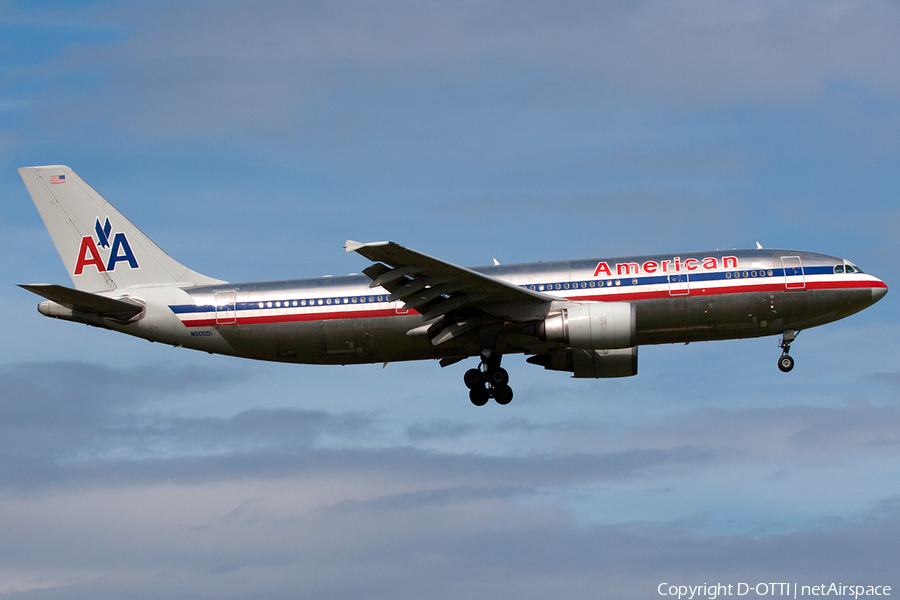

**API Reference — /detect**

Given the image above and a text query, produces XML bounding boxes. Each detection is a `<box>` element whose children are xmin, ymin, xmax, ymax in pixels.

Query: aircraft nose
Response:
<box><xmin>872</xmin><ymin>284</ymin><xmax>888</xmax><ymax>303</ymax></box>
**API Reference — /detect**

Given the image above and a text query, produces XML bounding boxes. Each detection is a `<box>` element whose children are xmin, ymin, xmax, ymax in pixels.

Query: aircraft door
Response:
<box><xmin>668</xmin><ymin>273</ymin><xmax>689</xmax><ymax>296</ymax></box>
<box><xmin>781</xmin><ymin>256</ymin><xmax>806</xmax><ymax>290</ymax></box>
<box><xmin>323</xmin><ymin>320</ymin><xmax>369</xmax><ymax>360</ymax></box>
<box><xmin>215</xmin><ymin>290</ymin><xmax>237</xmax><ymax>325</ymax></box>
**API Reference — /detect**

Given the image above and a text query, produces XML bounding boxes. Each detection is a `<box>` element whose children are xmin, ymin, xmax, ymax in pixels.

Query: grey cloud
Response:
<box><xmin>0</xmin><ymin>361</ymin><xmax>376</xmax><ymax>489</ymax></box>
<box><xmin>405</xmin><ymin>419</ymin><xmax>473</xmax><ymax>441</ymax></box>
<box><xmin>404</xmin><ymin>398</ymin><xmax>900</xmax><ymax>469</ymax></box>
<box><xmin>9</xmin><ymin>362</ymin><xmax>898</xmax><ymax>495</ymax></box>
<box><xmin>2</xmin><ymin>483</ymin><xmax>898</xmax><ymax>599</ymax></box>
<box><xmin>869</xmin><ymin>371</ymin><xmax>900</xmax><ymax>387</ymax></box>
<box><xmin>31</xmin><ymin>444</ymin><xmax>713</xmax><ymax>495</ymax></box>
<box><xmin>117</xmin><ymin>0</ymin><xmax>899</xmax><ymax>93</ymax></box>
<box><xmin>129</xmin><ymin>407</ymin><xmax>376</xmax><ymax>455</ymax></box>
<box><xmin>0</xmin><ymin>360</ymin><xmax>720</xmax><ymax>495</ymax></box>
<box><xmin>18</xmin><ymin>0</ymin><xmax>900</xmax><ymax>139</ymax></box>
<box><xmin>324</xmin><ymin>484</ymin><xmax>531</xmax><ymax>514</ymax></box>
<box><xmin>0</xmin><ymin>361</ymin><xmax>235</xmax><ymax>466</ymax></box>
<box><xmin>625</xmin><ymin>402</ymin><xmax>900</xmax><ymax>463</ymax></box>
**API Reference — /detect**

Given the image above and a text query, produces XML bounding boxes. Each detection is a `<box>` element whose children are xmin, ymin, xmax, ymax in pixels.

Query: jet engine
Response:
<box><xmin>526</xmin><ymin>347</ymin><xmax>638</xmax><ymax>378</ymax></box>
<box><xmin>534</xmin><ymin>301</ymin><xmax>635</xmax><ymax>349</ymax></box>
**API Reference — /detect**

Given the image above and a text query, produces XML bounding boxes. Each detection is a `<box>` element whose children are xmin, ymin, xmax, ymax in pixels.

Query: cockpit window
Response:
<box><xmin>838</xmin><ymin>263</ymin><xmax>865</xmax><ymax>274</ymax></box>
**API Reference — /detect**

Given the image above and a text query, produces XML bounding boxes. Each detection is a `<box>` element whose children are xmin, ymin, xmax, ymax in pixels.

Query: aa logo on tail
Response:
<box><xmin>74</xmin><ymin>217</ymin><xmax>140</xmax><ymax>275</ymax></box>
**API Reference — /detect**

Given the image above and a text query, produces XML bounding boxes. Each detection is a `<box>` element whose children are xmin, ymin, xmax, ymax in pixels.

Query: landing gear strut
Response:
<box><xmin>777</xmin><ymin>330</ymin><xmax>798</xmax><ymax>373</ymax></box>
<box><xmin>464</xmin><ymin>354</ymin><xmax>513</xmax><ymax>406</ymax></box>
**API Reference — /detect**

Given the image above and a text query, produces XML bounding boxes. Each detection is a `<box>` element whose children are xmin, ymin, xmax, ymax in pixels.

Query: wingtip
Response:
<box><xmin>345</xmin><ymin>240</ymin><xmax>392</xmax><ymax>253</ymax></box>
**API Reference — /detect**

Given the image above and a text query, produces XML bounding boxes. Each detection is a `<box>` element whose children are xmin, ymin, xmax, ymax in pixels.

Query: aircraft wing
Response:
<box><xmin>19</xmin><ymin>283</ymin><xmax>144</xmax><ymax>320</ymax></box>
<box><xmin>345</xmin><ymin>240</ymin><xmax>553</xmax><ymax>346</ymax></box>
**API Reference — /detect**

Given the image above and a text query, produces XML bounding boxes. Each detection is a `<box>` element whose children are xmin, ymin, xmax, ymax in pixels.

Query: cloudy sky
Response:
<box><xmin>2</xmin><ymin>1</ymin><xmax>899</xmax><ymax>598</ymax></box>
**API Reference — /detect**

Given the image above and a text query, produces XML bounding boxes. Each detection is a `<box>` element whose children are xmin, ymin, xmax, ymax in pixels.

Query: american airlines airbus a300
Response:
<box><xmin>19</xmin><ymin>165</ymin><xmax>888</xmax><ymax>405</ymax></box>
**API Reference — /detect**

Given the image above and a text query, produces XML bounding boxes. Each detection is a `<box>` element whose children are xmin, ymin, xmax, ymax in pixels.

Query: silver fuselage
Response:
<box><xmin>86</xmin><ymin>248</ymin><xmax>886</xmax><ymax>366</ymax></box>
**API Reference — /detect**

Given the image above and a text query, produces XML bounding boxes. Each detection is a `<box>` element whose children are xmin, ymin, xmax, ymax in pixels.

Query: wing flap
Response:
<box><xmin>402</xmin><ymin>283</ymin><xmax>465</xmax><ymax>311</ymax></box>
<box><xmin>346</xmin><ymin>240</ymin><xmax>553</xmax><ymax>346</ymax></box>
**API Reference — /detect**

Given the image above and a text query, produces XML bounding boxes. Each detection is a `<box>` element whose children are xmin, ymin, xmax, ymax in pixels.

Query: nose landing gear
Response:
<box><xmin>777</xmin><ymin>330</ymin><xmax>798</xmax><ymax>373</ymax></box>
<box><xmin>464</xmin><ymin>354</ymin><xmax>513</xmax><ymax>406</ymax></box>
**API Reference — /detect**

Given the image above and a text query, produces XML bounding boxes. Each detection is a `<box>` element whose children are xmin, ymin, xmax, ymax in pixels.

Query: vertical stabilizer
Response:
<box><xmin>19</xmin><ymin>165</ymin><xmax>224</xmax><ymax>292</ymax></box>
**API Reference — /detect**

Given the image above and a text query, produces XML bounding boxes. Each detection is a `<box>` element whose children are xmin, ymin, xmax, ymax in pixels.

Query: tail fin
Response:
<box><xmin>19</xmin><ymin>165</ymin><xmax>224</xmax><ymax>292</ymax></box>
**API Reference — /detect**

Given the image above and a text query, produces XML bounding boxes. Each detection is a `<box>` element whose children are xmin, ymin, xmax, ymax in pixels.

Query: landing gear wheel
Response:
<box><xmin>465</xmin><ymin>354</ymin><xmax>514</xmax><ymax>406</ymax></box>
<box><xmin>486</xmin><ymin>367</ymin><xmax>509</xmax><ymax>387</ymax></box>
<box><xmin>493</xmin><ymin>385</ymin><xmax>514</xmax><ymax>405</ymax></box>
<box><xmin>463</xmin><ymin>368</ymin><xmax>485</xmax><ymax>390</ymax></box>
<box><xmin>469</xmin><ymin>387</ymin><xmax>490</xmax><ymax>406</ymax></box>
<box><xmin>777</xmin><ymin>330</ymin><xmax>799</xmax><ymax>373</ymax></box>
<box><xmin>778</xmin><ymin>355</ymin><xmax>795</xmax><ymax>373</ymax></box>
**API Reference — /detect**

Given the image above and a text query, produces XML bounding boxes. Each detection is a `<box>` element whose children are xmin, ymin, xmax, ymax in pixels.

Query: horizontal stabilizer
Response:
<box><xmin>19</xmin><ymin>283</ymin><xmax>144</xmax><ymax>319</ymax></box>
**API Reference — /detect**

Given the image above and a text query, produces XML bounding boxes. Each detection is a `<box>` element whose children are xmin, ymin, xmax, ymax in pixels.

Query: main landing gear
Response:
<box><xmin>777</xmin><ymin>330</ymin><xmax>798</xmax><ymax>373</ymax></box>
<box><xmin>464</xmin><ymin>354</ymin><xmax>513</xmax><ymax>406</ymax></box>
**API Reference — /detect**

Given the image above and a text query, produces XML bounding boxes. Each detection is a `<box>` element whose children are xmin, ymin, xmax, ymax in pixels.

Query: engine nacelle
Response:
<box><xmin>537</xmin><ymin>302</ymin><xmax>635</xmax><ymax>349</ymax></box>
<box><xmin>526</xmin><ymin>347</ymin><xmax>638</xmax><ymax>378</ymax></box>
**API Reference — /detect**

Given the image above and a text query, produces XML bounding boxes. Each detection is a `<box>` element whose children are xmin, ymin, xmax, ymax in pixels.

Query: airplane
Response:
<box><xmin>18</xmin><ymin>165</ymin><xmax>888</xmax><ymax>406</ymax></box>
